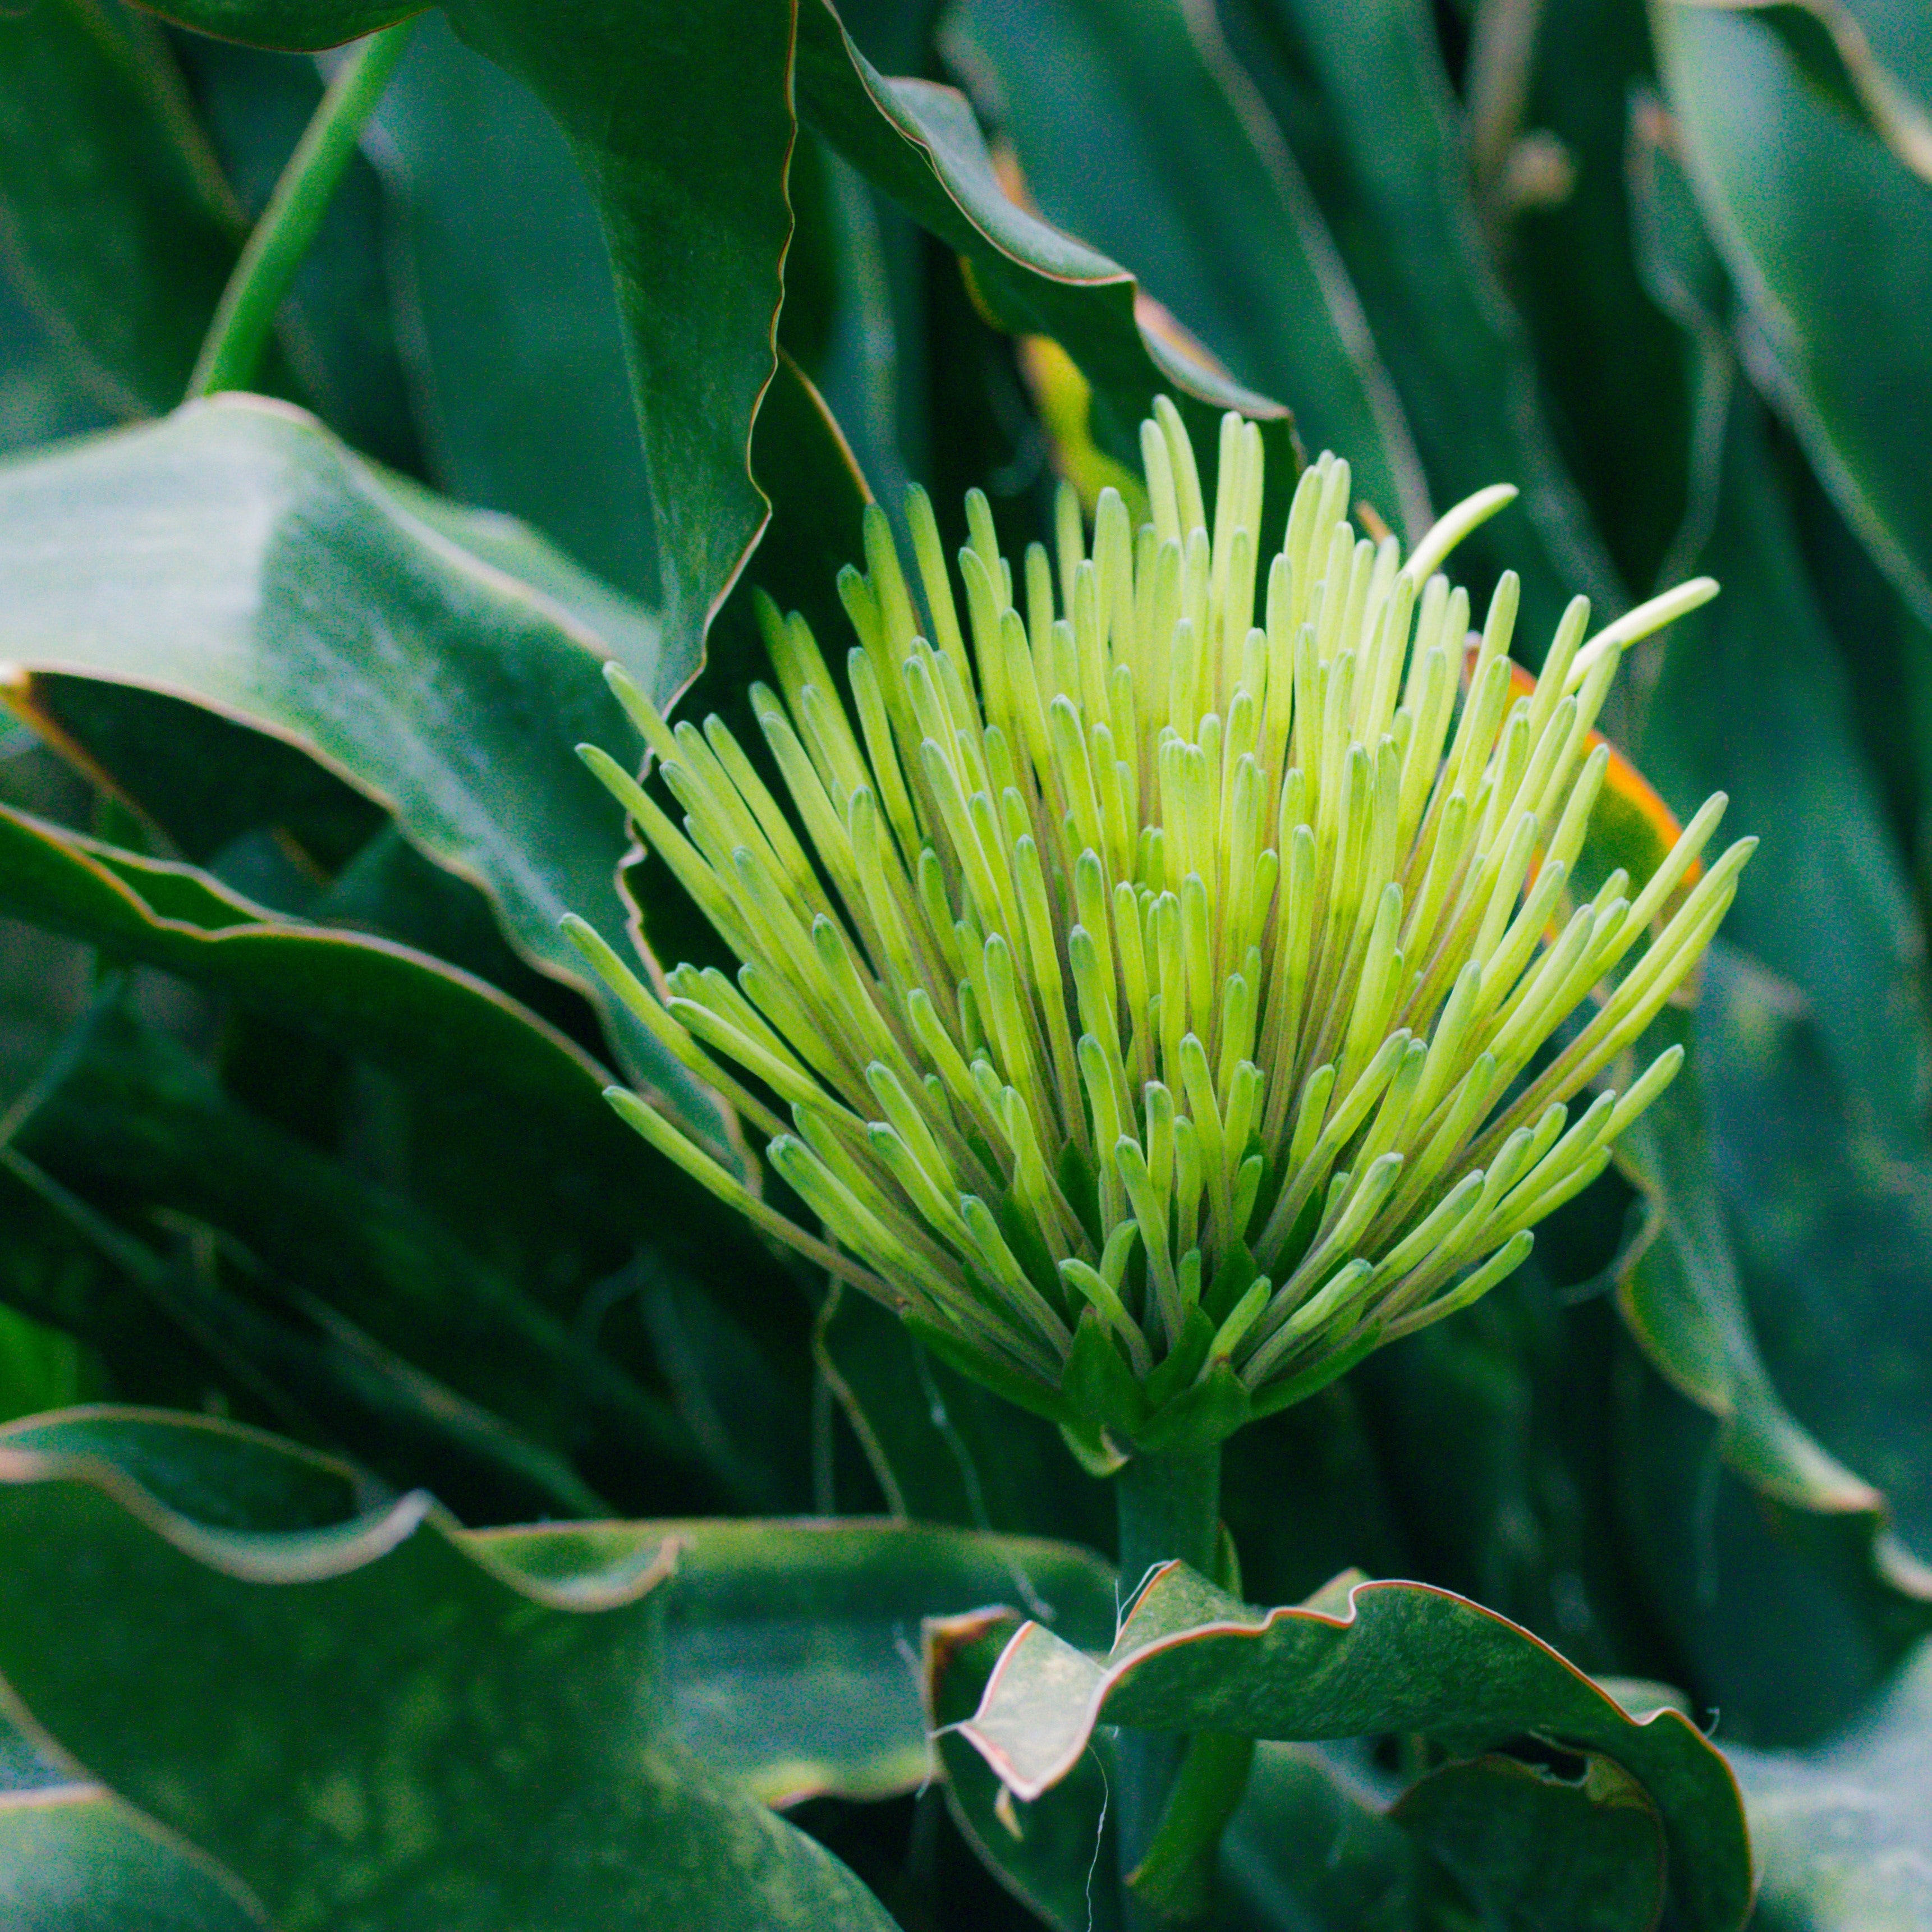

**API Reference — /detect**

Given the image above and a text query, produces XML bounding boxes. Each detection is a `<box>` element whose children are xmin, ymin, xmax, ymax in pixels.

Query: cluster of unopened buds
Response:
<box><xmin>566</xmin><ymin>401</ymin><xmax>1746</xmax><ymax>1456</ymax></box>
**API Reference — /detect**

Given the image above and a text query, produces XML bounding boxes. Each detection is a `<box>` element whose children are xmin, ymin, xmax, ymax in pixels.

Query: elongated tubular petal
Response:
<box><xmin>561</xmin><ymin>916</ymin><xmax>787</xmax><ymax>1141</ymax></box>
<box><xmin>1254</xmin><ymin>1030</ymin><xmax>1411</xmax><ymax>1263</ymax></box>
<box><xmin>1209</xmin><ymin>1277</ymin><xmax>1270</xmax><ymax>1364</ymax></box>
<box><xmin>604</xmin><ymin>1088</ymin><xmax>895</xmax><ymax>1302</ymax></box>
<box><xmin>1476</xmin><ymin>838</ymin><xmax>1752</xmax><ymax>1149</ymax></box>
<box><xmin>1241</xmin><ymin>1259</ymin><xmax>1374</xmax><ymax>1386</ymax></box>
<box><xmin>1059</xmin><ymin>1258</ymin><xmax>1154</xmax><ymax>1374</ymax></box>
<box><xmin>1565</xmin><ymin>577</ymin><xmax>1718</xmax><ymax>692</ymax></box>
<box><xmin>1384</xmin><ymin>1230</ymin><xmax>1535</xmax><ymax>1342</ymax></box>
<box><xmin>1400</xmin><ymin>484</ymin><xmax>1518</xmax><ymax>587</ymax></box>
<box><xmin>577</xmin><ymin>744</ymin><xmax>752</xmax><ymax>954</ymax></box>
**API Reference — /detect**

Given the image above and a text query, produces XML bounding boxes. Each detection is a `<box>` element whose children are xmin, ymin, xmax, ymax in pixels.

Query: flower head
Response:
<box><xmin>569</xmin><ymin>402</ymin><xmax>1747</xmax><ymax>1453</ymax></box>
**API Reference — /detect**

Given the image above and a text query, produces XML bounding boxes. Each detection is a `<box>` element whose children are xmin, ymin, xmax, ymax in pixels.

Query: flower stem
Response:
<box><xmin>187</xmin><ymin>21</ymin><xmax>416</xmax><ymax>400</ymax></box>
<box><xmin>1114</xmin><ymin>1444</ymin><xmax>1222</xmax><ymax>1928</ymax></box>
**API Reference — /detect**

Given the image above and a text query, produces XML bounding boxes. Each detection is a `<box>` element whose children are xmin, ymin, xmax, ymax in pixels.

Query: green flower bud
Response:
<box><xmin>570</xmin><ymin>401</ymin><xmax>1746</xmax><ymax>1451</ymax></box>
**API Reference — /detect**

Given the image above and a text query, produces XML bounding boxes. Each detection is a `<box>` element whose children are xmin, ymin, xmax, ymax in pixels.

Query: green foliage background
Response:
<box><xmin>0</xmin><ymin>0</ymin><xmax>1929</xmax><ymax>1925</ymax></box>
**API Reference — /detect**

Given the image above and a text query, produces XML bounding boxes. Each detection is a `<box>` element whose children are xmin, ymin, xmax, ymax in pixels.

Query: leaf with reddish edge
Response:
<box><xmin>956</xmin><ymin>1561</ymin><xmax>1753</xmax><ymax>1931</ymax></box>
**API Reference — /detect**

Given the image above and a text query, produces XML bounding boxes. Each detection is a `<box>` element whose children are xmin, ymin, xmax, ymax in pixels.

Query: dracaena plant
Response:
<box><xmin>568</xmin><ymin>399</ymin><xmax>1745</xmax><ymax>1537</ymax></box>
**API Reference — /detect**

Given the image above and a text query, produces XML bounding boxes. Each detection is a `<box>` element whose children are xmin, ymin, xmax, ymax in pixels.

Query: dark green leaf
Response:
<box><xmin>958</xmin><ymin>1562</ymin><xmax>1752</xmax><ymax>1931</ymax></box>
<box><xmin>1392</xmin><ymin>1752</ymin><xmax>1666</xmax><ymax>1931</ymax></box>
<box><xmin>172</xmin><ymin>30</ymin><xmax>424</xmax><ymax>472</ymax></box>
<box><xmin>18</xmin><ymin>1005</ymin><xmax>721</xmax><ymax>1513</ymax></box>
<box><xmin>1695</xmin><ymin>951</ymin><xmax>1932</xmax><ymax>1584</ymax></box>
<box><xmin>1729</xmin><ymin>1634</ymin><xmax>1932</xmax><ymax>1930</ymax></box>
<box><xmin>0</xmin><ymin>1407</ymin><xmax>900</xmax><ymax>1931</ymax></box>
<box><xmin>0</xmin><ymin>1141</ymin><xmax>620</xmax><ymax>1522</ymax></box>
<box><xmin>1218</xmin><ymin>1740</ymin><xmax>1412</xmax><ymax>1930</ymax></box>
<box><xmin>136</xmin><ymin>0</ymin><xmax>1305</xmax><ymax>684</ymax></box>
<box><xmin>1611</xmin><ymin>997</ymin><xmax>1930</xmax><ymax>1743</ymax></box>
<box><xmin>925</xmin><ymin>1607</ymin><xmax>1121</xmax><ymax>1932</ymax></box>
<box><xmin>939</xmin><ymin>0</ymin><xmax>1418</xmax><ymax>533</ymax></box>
<box><xmin>1510</xmin><ymin>0</ymin><xmax>1692</xmax><ymax>596</ymax></box>
<box><xmin>0</xmin><ymin>394</ymin><xmax>714</xmax><ymax>1116</ymax></box>
<box><xmin>0</xmin><ymin>800</ymin><xmax>668</xmax><ymax>1226</ymax></box>
<box><xmin>1680</xmin><ymin>0</ymin><xmax>1932</xmax><ymax>183</ymax></box>
<box><xmin>0</xmin><ymin>1781</ymin><xmax>261</xmax><ymax>1932</ymax></box>
<box><xmin>0</xmin><ymin>273</ymin><xmax>112</xmax><ymax>459</ymax></box>
<box><xmin>493</xmin><ymin>1513</ymin><xmax>1117</xmax><ymax>1808</ymax></box>
<box><xmin>1229</xmin><ymin>0</ymin><xmax>1627</xmax><ymax>639</ymax></box>
<box><xmin>1636</xmin><ymin>309</ymin><xmax>1932</xmax><ymax>1132</ymax></box>
<box><xmin>794</xmin><ymin>2</ymin><xmax>1303</xmax><ymax>514</ymax></box>
<box><xmin>0</xmin><ymin>0</ymin><xmax>240</xmax><ymax>415</ymax></box>
<box><xmin>1610</xmin><ymin>107</ymin><xmax>1932</xmax><ymax>1698</ymax></box>
<box><xmin>1656</xmin><ymin>0</ymin><xmax>1932</xmax><ymax>624</ymax></box>
<box><xmin>818</xmin><ymin>1282</ymin><xmax>1113</xmax><ymax>1550</ymax></box>
<box><xmin>373</xmin><ymin>15</ymin><xmax>659</xmax><ymax>597</ymax></box>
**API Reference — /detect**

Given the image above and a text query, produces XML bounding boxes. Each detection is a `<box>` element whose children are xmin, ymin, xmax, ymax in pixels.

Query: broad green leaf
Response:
<box><xmin>1682</xmin><ymin>0</ymin><xmax>1932</xmax><ymax>183</ymax></box>
<box><xmin>432</xmin><ymin>0</ymin><xmax>793</xmax><ymax>670</ymax></box>
<box><xmin>0</xmin><ymin>1782</ymin><xmax>261</xmax><ymax>1932</ymax></box>
<box><xmin>17</xmin><ymin>1003</ymin><xmax>721</xmax><ymax>1515</ymax></box>
<box><xmin>0</xmin><ymin>801</ymin><xmax>672</xmax><ymax>1237</ymax></box>
<box><xmin>0</xmin><ymin>394</ymin><xmax>712</xmax><ymax>1114</ymax></box>
<box><xmin>22</xmin><ymin>678</ymin><xmax>387</xmax><ymax>879</ymax></box>
<box><xmin>925</xmin><ymin>1606</ymin><xmax>1122</xmax><ymax>1932</ymax></box>
<box><xmin>0</xmin><ymin>764</ymin><xmax>90</xmax><ymax>1111</ymax></box>
<box><xmin>1613</xmin><ymin>116</ymin><xmax>1932</xmax><ymax>1662</ymax></box>
<box><xmin>1508</xmin><ymin>0</ymin><xmax>1693</xmax><ymax>595</ymax></box>
<box><xmin>957</xmin><ymin>1562</ymin><xmax>1752</xmax><ymax>1930</ymax></box>
<box><xmin>137</xmin><ymin>0</ymin><xmax>1302</xmax><ymax>681</ymax></box>
<box><xmin>1612</xmin><ymin>997</ymin><xmax>1931</xmax><ymax>1744</ymax></box>
<box><xmin>0</xmin><ymin>276</ymin><xmax>112</xmax><ymax>460</ymax></box>
<box><xmin>1695</xmin><ymin>951</ymin><xmax>1932</xmax><ymax>1582</ymax></box>
<box><xmin>1218</xmin><ymin>1741</ymin><xmax>1410</xmax><ymax>1930</ymax></box>
<box><xmin>0</xmin><ymin>1408</ymin><xmax>900</xmax><ymax>1931</ymax></box>
<box><xmin>0</xmin><ymin>1408</ymin><xmax>1122</xmax><ymax>1920</ymax></box>
<box><xmin>0</xmin><ymin>809</ymin><xmax>819</xmax><ymax>1511</ymax></box>
<box><xmin>1</xmin><ymin>1407</ymin><xmax>371</xmax><ymax>1527</ymax></box>
<box><xmin>0</xmin><ymin>1305</ymin><xmax>86</xmax><ymax>1426</ymax></box>
<box><xmin>791</xmin><ymin>3</ymin><xmax>1302</xmax><ymax>512</ymax></box>
<box><xmin>0</xmin><ymin>800</ymin><xmax>765</xmax><ymax>1298</ymax></box>
<box><xmin>1729</xmin><ymin>1634</ymin><xmax>1932</xmax><ymax>1930</ymax></box>
<box><xmin>1656</xmin><ymin>0</ymin><xmax>1932</xmax><ymax>625</ymax></box>
<box><xmin>0</xmin><ymin>0</ymin><xmax>240</xmax><ymax>415</ymax></box>
<box><xmin>0</xmin><ymin>1140</ymin><xmax>620</xmax><ymax>1523</ymax></box>
<box><xmin>1392</xmin><ymin>1753</ymin><xmax>1667</xmax><ymax>1931</ymax></box>
<box><xmin>778</xmin><ymin>131</ymin><xmax>915</xmax><ymax>521</ymax></box>
<box><xmin>1229</xmin><ymin>0</ymin><xmax>1627</xmax><ymax>639</ymax></box>
<box><xmin>173</xmin><ymin>31</ymin><xmax>424</xmax><ymax>474</ymax></box>
<box><xmin>494</xmin><ymin>1515</ymin><xmax>1116</xmax><ymax>1809</ymax></box>
<box><xmin>942</xmin><ymin>0</ymin><xmax>1423</xmax><ymax>535</ymax></box>
<box><xmin>373</xmin><ymin>16</ymin><xmax>659</xmax><ymax>598</ymax></box>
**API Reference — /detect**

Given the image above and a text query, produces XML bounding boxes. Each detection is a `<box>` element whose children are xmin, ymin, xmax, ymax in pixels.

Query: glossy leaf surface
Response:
<box><xmin>1658</xmin><ymin>0</ymin><xmax>1932</xmax><ymax>622</ymax></box>
<box><xmin>0</xmin><ymin>1</ymin><xmax>240</xmax><ymax>415</ymax></box>
<box><xmin>0</xmin><ymin>1408</ymin><xmax>1133</xmax><ymax>1929</ymax></box>
<box><xmin>0</xmin><ymin>394</ymin><xmax>710</xmax><ymax>1111</ymax></box>
<box><xmin>1232</xmin><ymin>0</ymin><xmax>1625</xmax><ymax>637</ymax></box>
<box><xmin>946</xmin><ymin>0</ymin><xmax>1416</xmax><ymax>533</ymax></box>
<box><xmin>958</xmin><ymin>1562</ymin><xmax>1751</xmax><ymax>1930</ymax></box>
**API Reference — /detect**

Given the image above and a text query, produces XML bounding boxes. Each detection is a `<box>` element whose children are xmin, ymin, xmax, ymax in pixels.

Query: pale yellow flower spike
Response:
<box><xmin>574</xmin><ymin>405</ymin><xmax>1746</xmax><ymax>1448</ymax></box>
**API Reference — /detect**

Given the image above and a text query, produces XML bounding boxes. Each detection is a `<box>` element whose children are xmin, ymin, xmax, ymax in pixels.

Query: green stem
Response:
<box><xmin>1114</xmin><ymin>1445</ymin><xmax>1220</xmax><ymax>1928</ymax></box>
<box><xmin>187</xmin><ymin>21</ymin><xmax>417</xmax><ymax>400</ymax></box>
